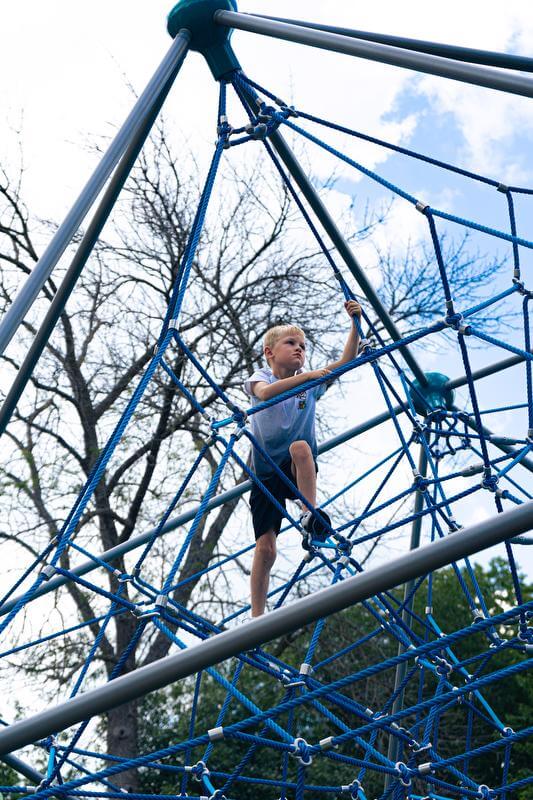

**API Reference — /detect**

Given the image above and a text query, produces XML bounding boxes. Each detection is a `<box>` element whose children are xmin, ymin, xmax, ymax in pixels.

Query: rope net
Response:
<box><xmin>1</xmin><ymin>71</ymin><xmax>533</xmax><ymax>800</ymax></box>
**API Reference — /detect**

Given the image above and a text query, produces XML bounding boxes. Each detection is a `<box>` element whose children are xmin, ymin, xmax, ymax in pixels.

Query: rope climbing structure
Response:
<box><xmin>0</xmin><ymin>3</ymin><xmax>532</xmax><ymax>799</ymax></box>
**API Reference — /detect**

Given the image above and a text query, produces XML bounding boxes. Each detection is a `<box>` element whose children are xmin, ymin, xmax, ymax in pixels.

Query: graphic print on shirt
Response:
<box><xmin>244</xmin><ymin>367</ymin><xmax>323</xmax><ymax>478</ymax></box>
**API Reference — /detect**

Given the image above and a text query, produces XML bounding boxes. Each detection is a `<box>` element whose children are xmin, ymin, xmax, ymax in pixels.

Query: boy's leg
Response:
<box><xmin>289</xmin><ymin>440</ymin><xmax>317</xmax><ymax>507</ymax></box>
<box><xmin>289</xmin><ymin>440</ymin><xmax>331</xmax><ymax>542</ymax></box>
<box><xmin>251</xmin><ymin>530</ymin><xmax>277</xmax><ymax>617</ymax></box>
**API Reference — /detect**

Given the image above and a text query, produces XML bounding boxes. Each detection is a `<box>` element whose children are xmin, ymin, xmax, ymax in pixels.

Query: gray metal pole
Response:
<box><xmin>215</xmin><ymin>11</ymin><xmax>533</xmax><ymax>100</ymax></box>
<box><xmin>2</xmin><ymin>353</ymin><xmax>529</xmax><ymax>617</ymax></box>
<box><xmin>0</xmin><ymin>406</ymin><xmax>403</xmax><ymax>619</ymax></box>
<box><xmin>0</xmin><ymin>497</ymin><xmax>532</xmax><ymax>756</ymax></box>
<box><xmin>385</xmin><ymin>444</ymin><xmax>428</xmax><ymax>777</ymax></box>
<box><xmin>254</xmin><ymin>16</ymin><xmax>533</xmax><ymax>73</ymax></box>
<box><xmin>0</xmin><ymin>48</ymin><xmax>189</xmax><ymax>438</ymax></box>
<box><xmin>237</xmin><ymin>85</ymin><xmax>427</xmax><ymax>386</ymax></box>
<box><xmin>4</xmin><ymin>381</ymin><xmax>530</xmax><ymax>618</ymax></box>
<box><xmin>0</xmin><ymin>30</ymin><xmax>191</xmax><ymax>359</ymax></box>
<box><xmin>2</xmin><ymin>749</ymin><xmax>107</xmax><ymax>799</ymax></box>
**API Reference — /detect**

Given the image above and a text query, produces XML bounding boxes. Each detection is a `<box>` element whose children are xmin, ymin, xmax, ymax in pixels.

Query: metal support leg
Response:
<box><xmin>216</xmin><ymin>11</ymin><xmax>533</xmax><ymax>99</ymax></box>
<box><xmin>0</xmin><ymin>37</ymin><xmax>189</xmax><ymax>437</ymax></box>
<box><xmin>1</xmin><ymin>753</ymin><xmax>45</xmax><ymax>786</ymax></box>
<box><xmin>0</xmin><ymin>30</ymin><xmax>191</xmax><ymax>359</ymax></box>
<box><xmin>0</xmin><ymin>406</ymin><xmax>403</xmax><ymax>619</ymax></box>
<box><xmin>238</xmin><ymin>84</ymin><xmax>427</xmax><ymax>385</ymax></box>
<box><xmin>0</xmin><ymin>497</ymin><xmax>532</xmax><ymax>756</ymax></box>
<box><xmin>385</xmin><ymin>444</ymin><xmax>428</xmax><ymax>781</ymax></box>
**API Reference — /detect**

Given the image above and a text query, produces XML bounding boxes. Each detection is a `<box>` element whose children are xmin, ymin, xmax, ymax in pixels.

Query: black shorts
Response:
<box><xmin>250</xmin><ymin>457</ymin><xmax>317</xmax><ymax>540</ymax></box>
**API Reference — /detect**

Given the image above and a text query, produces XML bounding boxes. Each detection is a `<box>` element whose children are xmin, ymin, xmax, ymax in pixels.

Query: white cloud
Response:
<box><xmin>403</xmin><ymin>5</ymin><xmax>533</xmax><ymax>180</ymax></box>
<box><xmin>3</xmin><ymin>1</ymin><xmax>532</xmax><ymax>222</ymax></box>
<box><xmin>415</xmin><ymin>75</ymin><xmax>533</xmax><ymax>181</ymax></box>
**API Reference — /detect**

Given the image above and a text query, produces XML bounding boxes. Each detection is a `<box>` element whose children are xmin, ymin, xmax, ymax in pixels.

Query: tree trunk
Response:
<box><xmin>106</xmin><ymin>700</ymin><xmax>139</xmax><ymax>792</ymax></box>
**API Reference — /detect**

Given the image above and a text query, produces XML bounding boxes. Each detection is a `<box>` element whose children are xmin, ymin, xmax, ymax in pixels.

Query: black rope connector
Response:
<box><xmin>231</xmin><ymin>408</ymin><xmax>248</xmax><ymax>428</ymax></box>
<box><xmin>280</xmin><ymin>104</ymin><xmax>299</xmax><ymax>118</ymax></box>
<box><xmin>444</xmin><ymin>312</ymin><xmax>464</xmax><ymax>330</ymax></box>
<box><xmin>512</xmin><ymin>277</ymin><xmax>533</xmax><ymax>298</ymax></box>
<box><xmin>413</xmin><ymin>475</ymin><xmax>430</xmax><ymax>493</ymax></box>
<box><xmin>481</xmin><ymin>474</ymin><xmax>499</xmax><ymax>493</ymax></box>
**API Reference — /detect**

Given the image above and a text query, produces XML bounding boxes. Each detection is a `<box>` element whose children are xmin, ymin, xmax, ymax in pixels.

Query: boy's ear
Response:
<box><xmin>264</xmin><ymin>345</ymin><xmax>273</xmax><ymax>361</ymax></box>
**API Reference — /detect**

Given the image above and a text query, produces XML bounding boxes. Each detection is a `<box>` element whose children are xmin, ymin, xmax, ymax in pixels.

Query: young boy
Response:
<box><xmin>245</xmin><ymin>300</ymin><xmax>362</xmax><ymax>616</ymax></box>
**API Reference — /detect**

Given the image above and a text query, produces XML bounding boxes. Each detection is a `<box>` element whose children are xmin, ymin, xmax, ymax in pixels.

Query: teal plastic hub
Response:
<box><xmin>167</xmin><ymin>0</ymin><xmax>241</xmax><ymax>80</ymax></box>
<box><xmin>409</xmin><ymin>372</ymin><xmax>454</xmax><ymax>417</ymax></box>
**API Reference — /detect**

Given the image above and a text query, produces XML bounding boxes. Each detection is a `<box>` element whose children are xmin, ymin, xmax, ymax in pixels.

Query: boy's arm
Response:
<box><xmin>325</xmin><ymin>300</ymin><xmax>362</xmax><ymax>372</ymax></box>
<box><xmin>252</xmin><ymin>368</ymin><xmax>331</xmax><ymax>402</ymax></box>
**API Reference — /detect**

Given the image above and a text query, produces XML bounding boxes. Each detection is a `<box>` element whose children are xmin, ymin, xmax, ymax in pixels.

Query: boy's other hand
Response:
<box><xmin>345</xmin><ymin>300</ymin><xmax>362</xmax><ymax>319</ymax></box>
<box><xmin>308</xmin><ymin>368</ymin><xmax>332</xmax><ymax>381</ymax></box>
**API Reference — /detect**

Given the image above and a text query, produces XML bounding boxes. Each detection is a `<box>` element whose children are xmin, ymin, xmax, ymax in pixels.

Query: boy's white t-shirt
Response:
<box><xmin>244</xmin><ymin>367</ymin><xmax>327</xmax><ymax>478</ymax></box>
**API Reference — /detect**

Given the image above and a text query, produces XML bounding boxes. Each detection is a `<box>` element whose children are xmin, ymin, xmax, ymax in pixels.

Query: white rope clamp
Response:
<box><xmin>40</xmin><ymin>564</ymin><xmax>57</xmax><ymax>581</ymax></box>
<box><xmin>291</xmin><ymin>737</ymin><xmax>313</xmax><ymax>766</ymax></box>
<box><xmin>319</xmin><ymin>736</ymin><xmax>337</xmax><ymax>751</ymax></box>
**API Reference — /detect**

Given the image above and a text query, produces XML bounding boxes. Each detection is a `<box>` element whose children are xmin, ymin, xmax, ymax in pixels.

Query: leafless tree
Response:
<box><xmin>0</xmin><ymin>122</ymin><xmax>507</xmax><ymax>789</ymax></box>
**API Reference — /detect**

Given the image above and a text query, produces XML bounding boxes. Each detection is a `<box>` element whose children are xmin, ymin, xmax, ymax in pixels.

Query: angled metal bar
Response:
<box><xmin>3</xmin><ymin>352</ymin><xmax>529</xmax><ymax>616</ymax></box>
<box><xmin>254</xmin><ymin>15</ymin><xmax>533</xmax><ymax>73</ymax></box>
<box><xmin>215</xmin><ymin>11</ymin><xmax>533</xmax><ymax>100</ymax></box>
<box><xmin>237</xmin><ymin>84</ymin><xmax>427</xmax><ymax>385</ymax></box>
<box><xmin>386</xmin><ymin>444</ymin><xmax>428</xmax><ymax>776</ymax></box>
<box><xmin>0</xmin><ymin>48</ymin><xmax>189</xmax><ymax>438</ymax></box>
<box><xmin>446</xmin><ymin>353</ymin><xmax>525</xmax><ymax>391</ymax></box>
<box><xmin>0</xmin><ymin>498</ymin><xmax>532</xmax><ymax>756</ymax></box>
<box><xmin>2</xmin><ymin>744</ymin><xmax>113</xmax><ymax>798</ymax></box>
<box><xmin>1</xmin><ymin>753</ymin><xmax>44</xmax><ymax>786</ymax></box>
<box><xmin>0</xmin><ymin>406</ymin><xmax>402</xmax><ymax>619</ymax></box>
<box><xmin>0</xmin><ymin>30</ymin><xmax>191</xmax><ymax>359</ymax></box>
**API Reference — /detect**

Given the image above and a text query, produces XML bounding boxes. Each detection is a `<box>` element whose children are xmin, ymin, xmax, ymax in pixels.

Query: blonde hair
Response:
<box><xmin>264</xmin><ymin>324</ymin><xmax>306</xmax><ymax>365</ymax></box>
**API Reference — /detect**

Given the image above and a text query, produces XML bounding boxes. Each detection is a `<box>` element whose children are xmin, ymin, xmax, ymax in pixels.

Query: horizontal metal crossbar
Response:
<box><xmin>1</xmin><ymin>498</ymin><xmax>532</xmax><ymax>756</ymax></box>
<box><xmin>1</xmin><ymin>347</ymin><xmax>529</xmax><ymax>620</ymax></box>
<box><xmin>0</xmin><ymin>408</ymin><xmax>402</xmax><ymax>619</ymax></box>
<box><xmin>215</xmin><ymin>11</ymin><xmax>533</xmax><ymax>99</ymax></box>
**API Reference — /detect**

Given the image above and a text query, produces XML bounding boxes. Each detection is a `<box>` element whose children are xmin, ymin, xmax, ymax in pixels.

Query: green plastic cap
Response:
<box><xmin>409</xmin><ymin>372</ymin><xmax>454</xmax><ymax>417</ymax></box>
<box><xmin>167</xmin><ymin>0</ymin><xmax>241</xmax><ymax>80</ymax></box>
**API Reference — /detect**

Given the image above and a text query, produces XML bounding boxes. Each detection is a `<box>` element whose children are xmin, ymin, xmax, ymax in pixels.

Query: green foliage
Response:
<box><xmin>137</xmin><ymin>559</ymin><xmax>533</xmax><ymax>798</ymax></box>
<box><xmin>0</xmin><ymin>761</ymin><xmax>27</xmax><ymax>798</ymax></box>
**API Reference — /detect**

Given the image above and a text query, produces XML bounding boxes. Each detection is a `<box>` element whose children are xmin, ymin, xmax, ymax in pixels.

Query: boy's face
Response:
<box><xmin>265</xmin><ymin>333</ymin><xmax>306</xmax><ymax>371</ymax></box>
